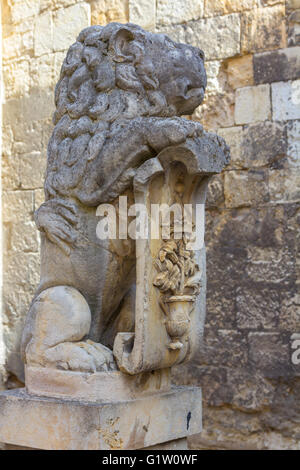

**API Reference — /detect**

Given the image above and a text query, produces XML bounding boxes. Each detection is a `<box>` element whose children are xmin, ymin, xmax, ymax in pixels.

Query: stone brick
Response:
<box><xmin>235</xmin><ymin>84</ymin><xmax>271</xmax><ymax>124</ymax></box>
<box><xmin>218</xmin><ymin>126</ymin><xmax>243</xmax><ymax>168</ymax></box>
<box><xmin>129</xmin><ymin>0</ymin><xmax>156</xmax><ymax>31</ymax></box>
<box><xmin>206</xmin><ymin>174</ymin><xmax>224</xmax><ymax>208</ymax></box>
<box><xmin>279</xmin><ymin>294</ymin><xmax>300</xmax><ymax>331</ymax></box>
<box><xmin>241</xmin><ymin>6</ymin><xmax>286</xmax><ymax>53</ymax></box>
<box><xmin>2</xmin><ymin>125</ymin><xmax>13</xmax><ymax>158</ymax></box>
<box><xmin>197</xmin><ymin>329</ymin><xmax>248</xmax><ymax>368</ymax></box>
<box><xmin>236</xmin><ymin>286</ymin><xmax>280</xmax><ymax>329</ymax></box>
<box><xmin>204</xmin><ymin>0</ymin><xmax>256</xmax><ymax>17</ymax></box>
<box><xmin>3</xmin><ymin>252</ymin><xmax>40</xmax><ymax>294</ymax></box>
<box><xmin>206</xmin><ymin>281</ymin><xmax>236</xmax><ymax>329</ymax></box>
<box><xmin>9</xmin><ymin>0</ymin><xmax>40</xmax><ymax>24</ymax></box>
<box><xmin>269</xmin><ymin>169</ymin><xmax>300</xmax><ymax>203</ymax></box>
<box><xmin>226</xmin><ymin>369</ymin><xmax>275</xmax><ymax>411</ymax></box>
<box><xmin>2</xmin><ymin>155</ymin><xmax>20</xmax><ymax>191</ymax></box>
<box><xmin>11</xmin><ymin>119</ymin><xmax>49</xmax><ymax>155</ymax></box>
<box><xmin>227</xmin><ymin>55</ymin><xmax>254</xmax><ymax>90</ymax></box>
<box><xmin>254</xmin><ymin>47</ymin><xmax>300</xmax><ymax>84</ymax></box>
<box><xmin>3</xmin><ymin>90</ymin><xmax>54</xmax><ymax>127</ymax></box>
<box><xmin>241</xmin><ymin>121</ymin><xmax>287</xmax><ymax>168</ymax></box>
<box><xmin>3</xmin><ymin>60</ymin><xmax>30</xmax><ymax>99</ymax></box>
<box><xmin>193</xmin><ymin>90</ymin><xmax>235</xmax><ymax>130</ymax></box>
<box><xmin>287</xmin><ymin>0</ymin><xmax>300</xmax><ymax>9</ymax></box>
<box><xmin>287</xmin><ymin>120</ymin><xmax>300</xmax><ymax>167</ymax></box>
<box><xmin>204</xmin><ymin>61</ymin><xmax>223</xmax><ymax>95</ymax></box>
<box><xmin>222</xmin><ymin>121</ymin><xmax>286</xmax><ymax>170</ymax></box>
<box><xmin>30</xmin><ymin>54</ymin><xmax>56</xmax><ymax>90</ymax></box>
<box><xmin>287</xmin><ymin>9</ymin><xmax>300</xmax><ymax>47</ymax></box>
<box><xmin>34</xmin><ymin>11</ymin><xmax>53</xmax><ymax>56</ymax></box>
<box><xmin>2</xmin><ymin>190</ymin><xmax>34</xmax><ymax>223</ymax></box>
<box><xmin>90</xmin><ymin>0</ymin><xmax>128</xmax><ymax>25</ymax></box>
<box><xmin>272</xmin><ymin>80</ymin><xmax>300</xmax><ymax>121</ymax></box>
<box><xmin>160</xmin><ymin>14</ymin><xmax>241</xmax><ymax>60</ymax></box>
<box><xmin>156</xmin><ymin>0</ymin><xmax>204</xmax><ymax>26</ymax></box>
<box><xmin>224</xmin><ymin>169</ymin><xmax>269</xmax><ymax>208</ymax></box>
<box><xmin>19</xmin><ymin>152</ymin><xmax>47</xmax><ymax>189</ymax></box>
<box><xmin>248</xmin><ymin>332</ymin><xmax>291</xmax><ymax>378</ymax></box>
<box><xmin>246</xmin><ymin>246</ymin><xmax>295</xmax><ymax>285</ymax></box>
<box><xmin>3</xmin><ymin>29</ymin><xmax>33</xmax><ymax>60</ymax></box>
<box><xmin>53</xmin><ymin>3</ymin><xmax>91</xmax><ymax>51</ymax></box>
<box><xmin>10</xmin><ymin>222</ymin><xmax>40</xmax><ymax>253</ymax></box>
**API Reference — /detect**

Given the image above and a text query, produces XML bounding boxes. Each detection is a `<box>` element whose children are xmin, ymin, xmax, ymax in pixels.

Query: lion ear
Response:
<box><xmin>111</xmin><ymin>27</ymin><xmax>142</xmax><ymax>63</ymax></box>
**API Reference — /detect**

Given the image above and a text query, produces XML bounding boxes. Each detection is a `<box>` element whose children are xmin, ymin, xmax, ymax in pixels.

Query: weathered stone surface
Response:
<box><xmin>272</xmin><ymin>80</ymin><xmax>300</xmax><ymax>120</ymax></box>
<box><xmin>287</xmin><ymin>120</ymin><xmax>300</xmax><ymax>167</ymax></box>
<box><xmin>196</xmin><ymin>329</ymin><xmax>248</xmax><ymax>368</ymax></box>
<box><xmin>269</xmin><ymin>169</ymin><xmax>300</xmax><ymax>202</ymax></box>
<box><xmin>0</xmin><ymin>387</ymin><xmax>202</xmax><ymax>450</ymax></box>
<box><xmin>218</xmin><ymin>126</ymin><xmax>243</xmax><ymax>168</ymax></box>
<box><xmin>193</xmin><ymin>90</ymin><xmax>235</xmax><ymax>130</ymax></box>
<box><xmin>220</xmin><ymin>121</ymin><xmax>287</xmax><ymax>169</ymax></box>
<box><xmin>156</xmin><ymin>0</ymin><xmax>204</xmax><ymax>26</ymax></box>
<box><xmin>34</xmin><ymin>11</ymin><xmax>53</xmax><ymax>56</ymax></box>
<box><xmin>91</xmin><ymin>0</ymin><xmax>128</xmax><ymax>25</ymax></box>
<box><xmin>30</xmin><ymin>54</ymin><xmax>56</xmax><ymax>90</ymax></box>
<box><xmin>235</xmin><ymin>84</ymin><xmax>271</xmax><ymax>124</ymax></box>
<box><xmin>241</xmin><ymin>5</ymin><xmax>286</xmax><ymax>53</ymax></box>
<box><xmin>159</xmin><ymin>14</ymin><xmax>241</xmax><ymax>60</ymax></box>
<box><xmin>287</xmin><ymin>8</ymin><xmax>300</xmax><ymax>46</ymax></box>
<box><xmin>25</xmin><ymin>367</ymin><xmax>171</xmax><ymax>402</ymax></box>
<box><xmin>227</xmin><ymin>54</ymin><xmax>254</xmax><ymax>90</ymax></box>
<box><xmin>241</xmin><ymin>121</ymin><xmax>287</xmax><ymax>168</ymax></box>
<box><xmin>52</xmin><ymin>3</ymin><xmax>91</xmax><ymax>51</ymax></box>
<box><xmin>224</xmin><ymin>169</ymin><xmax>269</xmax><ymax>208</ymax></box>
<box><xmin>254</xmin><ymin>47</ymin><xmax>300</xmax><ymax>84</ymax></box>
<box><xmin>10</xmin><ymin>221</ymin><xmax>40</xmax><ymax>253</ymax></box>
<box><xmin>2</xmin><ymin>190</ymin><xmax>34</xmax><ymax>223</ymax></box>
<box><xmin>248</xmin><ymin>332</ymin><xmax>291</xmax><ymax>378</ymax></box>
<box><xmin>204</xmin><ymin>0</ymin><xmax>256</xmax><ymax>17</ymax></box>
<box><xmin>19</xmin><ymin>152</ymin><xmax>46</xmax><ymax>189</ymax></box>
<box><xmin>3</xmin><ymin>60</ymin><xmax>30</xmax><ymax>100</ymax></box>
<box><xmin>3</xmin><ymin>90</ymin><xmax>54</xmax><ymax>126</ymax></box>
<box><xmin>129</xmin><ymin>0</ymin><xmax>156</xmax><ymax>30</ymax></box>
<box><xmin>206</xmin><ymin>174</ymin><xmax>224</xmax><ymax>208</ymax></box>
<box><xmin>279</xmin><ymin>294</ymin><xmax>300</xmax><ymax>331</ymax></box>
<box><xmin>236</xmin><ymin>286</ymin><xmax>280</xmax><ymax>329</ymax></box>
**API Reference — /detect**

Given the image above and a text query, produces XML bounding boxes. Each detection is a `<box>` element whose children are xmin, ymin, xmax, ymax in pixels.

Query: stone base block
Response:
<box><xmin>0</xmin><ymin>386</ymin><xmax>202</xmax><ymax>450</ymax></box>
<box><xmin>25</xmin><ymin>366</ymin><xmax>171</xmax><ymax>402</ymax></box>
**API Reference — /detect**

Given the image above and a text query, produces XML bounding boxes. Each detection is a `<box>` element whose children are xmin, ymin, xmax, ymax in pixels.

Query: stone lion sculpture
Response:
<box><xmin>21</xmin><ymin>23</ymin><xmax>225</xmax><ymax>373</ymax></box>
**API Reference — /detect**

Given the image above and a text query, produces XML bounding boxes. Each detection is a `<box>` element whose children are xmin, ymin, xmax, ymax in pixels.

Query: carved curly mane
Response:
<box><xmin>45</xmin><ymin>23</ymin><xmax>178</xmax><ymax>201</ymax></box>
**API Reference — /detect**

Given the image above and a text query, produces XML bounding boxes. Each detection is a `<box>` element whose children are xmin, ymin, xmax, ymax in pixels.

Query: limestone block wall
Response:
<box><xmin>1</xmin><ymin>0</ymin><xmax>300</xmax><ymax>449</ymax></box>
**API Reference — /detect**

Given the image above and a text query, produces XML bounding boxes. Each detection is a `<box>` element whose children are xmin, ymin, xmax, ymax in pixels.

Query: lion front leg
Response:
<box><xmin>21</xmin><ymin>286</ymin><xmax>117</xmax><ymax>372</ymax></box>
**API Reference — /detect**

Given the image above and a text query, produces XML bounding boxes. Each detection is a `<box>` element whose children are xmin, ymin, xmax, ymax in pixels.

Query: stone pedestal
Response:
<box><xmin>0</xmin><ymin>386</ymin><xmax>201</xmax><ymax>450</ymax></box>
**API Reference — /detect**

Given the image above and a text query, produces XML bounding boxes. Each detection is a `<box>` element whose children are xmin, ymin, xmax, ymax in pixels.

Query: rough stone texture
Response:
<box><xmin>158</xmin><ymin>14</ymin><xmax>241</xmax><ymax>60</ymax></box>
<box><xmin>0</xmin><ymin>387</ymin><xmax>202</xmax><ymax>449</ymax></box>
<box><xmin>235</xmin><ymin>84</ymin><xmax>271</xmax><ymax>124</ymax></box>
<box><xmin>129</xmin><ymin>0</ymin><xmax>156</xmax><ymax>30</ymax></box>
<box><xmin>241</xmin><ymin>5</ymin><xmax>286</xmax><ymax>53</ymax></box>
<box><xmin>272</xmin><ymin>79</ymin><xmax>300</xmax><ymax>120</ymax></box>
<box><xmin>156</xmin><ymin>0</ymin><xmax>204</xmax><ymax>26</ymax></box>
<box><xmin>254</xmin><ymin>47</ymin><xmax>300</xmax><ymax>84</ymax></box>
<box><xmin>90</xmin><ymin>0</ymin><xmax>128</xmax><ymax>25</ymax></box>
<box><xmin>227</xmin><ymin>55</ymin><xmax>254</xmax><ymax>90</ymax></box>
<box><xmin>2</xmin><ymin>0</ymin><xmax>300</xmax><ymax>452</ymax></box>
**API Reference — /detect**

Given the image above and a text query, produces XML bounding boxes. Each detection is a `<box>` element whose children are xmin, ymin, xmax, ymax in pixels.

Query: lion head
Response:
<box><xmin>53</xmin><ymin>22</ymin><xmax>206</xmax><ymax>124</ymax></box>
<box><xmin>45</xmin><ymin>23</ymin><xmax>207</xmax><ymax>201</ymax></box>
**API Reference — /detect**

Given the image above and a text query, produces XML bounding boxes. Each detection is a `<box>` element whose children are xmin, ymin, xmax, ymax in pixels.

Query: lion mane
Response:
<box><xmin>45</xmin><ymin>23</ymin><xmax>182</xmax><ymax>202</ymax></box>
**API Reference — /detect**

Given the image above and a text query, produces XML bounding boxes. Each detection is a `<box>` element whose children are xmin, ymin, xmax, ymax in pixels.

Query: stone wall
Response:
<box><xmin>1</xmin><ymin>0</ymin><xmax>300</xmax><ymax>449</ymax></box>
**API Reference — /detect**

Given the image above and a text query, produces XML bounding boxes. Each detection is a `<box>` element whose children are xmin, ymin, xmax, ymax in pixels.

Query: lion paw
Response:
<box><xmin>44</xmin><ymin>340</ymin><xmax>117</xmax><ymax>373</ymax></box>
